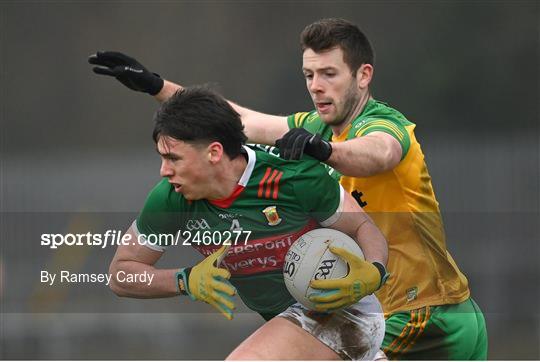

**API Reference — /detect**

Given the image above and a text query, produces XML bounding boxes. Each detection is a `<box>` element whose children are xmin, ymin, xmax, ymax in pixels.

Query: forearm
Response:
<box><xmin>331</xmin><ymin>193</ymin><xmax>388</xmax><ymax>266</ymax></box>
<box><xmin>153</xmin><ymin>79</ymin><xmax>183</xmax><ymax>102</ymax></box>
<box><xmin>109</xmin><ymin>260</ymin><xmax>179</xmax><ymax>298</ymax></box>
<box><xmin>326</xmin><ymin>136</ymin><xmax>394</xmax><ymax>177</ymax></box>
<box><xmin>155</xmin><ymin>81</ymin><xmax>250</xmax><ymax>120</ymax></box>
<box><xmin>153</xmin><ymin>81</ymin><xmax>287</xmax><ymax>145</ymax></box>
<box><xmin>230</xmin><ymin>101</ymin><xmax>288</xmax><ymax>144</ymax></box>
<box><xmin>354</xmin><ymin>217</ymin><xmax>388</xmax><ymax>266</ymax></box>
<box><xmin>327</xmin><ymin>131</ymin><xmax>403</xmax><ymax>177</ymax></box>
<box><xmin>154</xmin><ymin>81</ymin><xmax>247</xmax><ymax>118</ymax></box>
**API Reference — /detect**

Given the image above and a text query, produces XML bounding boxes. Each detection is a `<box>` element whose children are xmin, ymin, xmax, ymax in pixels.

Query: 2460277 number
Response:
<box><xmin>181</xmin><ymin>230</ymin><xmax>251</xmax><ymax>246</ymax></box>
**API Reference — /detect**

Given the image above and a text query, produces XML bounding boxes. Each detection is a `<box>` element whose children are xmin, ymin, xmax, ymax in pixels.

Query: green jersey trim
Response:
<box><xmin>351</xmin><ymin>118</ymin><xmax>411</xmax><ymax>160</ymax></box>
<box><xmin>287</xmin><ymin>111</ymin><xmax>317</xmax><ymax>129</ymax></box>
<box><xmin>132</xmin><ymin>220</ymin><xmax>168</xmax><ymax>252</ymax></box>
<box><xmin>319</xmin><ymin>185</ymin><xmax>344</xmax><ymax>226</ymax></box>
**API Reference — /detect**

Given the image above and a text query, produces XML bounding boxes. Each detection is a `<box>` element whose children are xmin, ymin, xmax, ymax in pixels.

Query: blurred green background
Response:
<box><xmin>1</xmin><ymin>1</ymin><xmax>538</xmax><ymax>359</ymax></box>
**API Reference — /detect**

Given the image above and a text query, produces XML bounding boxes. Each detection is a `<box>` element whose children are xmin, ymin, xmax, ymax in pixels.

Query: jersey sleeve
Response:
<box><xmin>135</xmin><ymin>178</ymin><xmax>184</xmax><ymax>252</ymax></box>
<box><xmin>350</xmin><ymin>118</ymin><xmax>411</xmax><ymax>159</ymax></box>
<box><xmin>286</xmin><ymin>111</ymin><xmax>317</xmax><ymax>129</ymax></box>
<box><xmin>292</xmin><ymin>160</ymin><xmax>344</xmax><ymax>226</ymax></box>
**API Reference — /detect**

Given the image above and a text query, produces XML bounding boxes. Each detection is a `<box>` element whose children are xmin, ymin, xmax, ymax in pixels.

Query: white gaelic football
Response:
<box><xmin>283</xmin><ymin>228</ymin><xmax>365</xmax><ymax>310</ymax></box>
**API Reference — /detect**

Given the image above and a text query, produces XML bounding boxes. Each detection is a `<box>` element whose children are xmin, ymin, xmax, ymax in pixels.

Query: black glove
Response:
<box><xmin>275</xmin><ymin>128</ymin><xmax>332</xmax><ymax>161</ymax></box>
<box><xmin>88</xmin><ymin>51</ymin><xmax>164</xmax><ymax>95</ymax></box>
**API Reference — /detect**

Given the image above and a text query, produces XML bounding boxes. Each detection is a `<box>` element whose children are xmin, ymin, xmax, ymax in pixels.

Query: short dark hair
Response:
<box><xmin>152</xmin><ymin>86</ymin><xmax>247</xmax><ymax>159</ymax></box>
<box><xmin>300</xmin><ymin>18</ymin><xmax>374</xmax><ymax>74</ymax></box>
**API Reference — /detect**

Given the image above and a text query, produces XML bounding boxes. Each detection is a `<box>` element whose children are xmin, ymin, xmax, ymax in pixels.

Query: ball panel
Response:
<box><xmin>283</xmin><ymin>228</ymin><xmax>364</xmax><ymax>310</ymax></box>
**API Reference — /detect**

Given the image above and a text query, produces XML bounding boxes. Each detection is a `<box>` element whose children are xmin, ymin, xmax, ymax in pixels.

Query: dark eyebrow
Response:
<box><xmin>302</xmin><ymin>66</ymin><xmax>337</xmax><ymax>73</ymax></box>
<box><xmin>155</xmin><ymin>147</ymin><xmax>180</xmax><ymax>159</ymax></box>
<box><xmin>318</xmin><ymin>66</ymin><xmax>337</xmax><ymax>72</ymax></box>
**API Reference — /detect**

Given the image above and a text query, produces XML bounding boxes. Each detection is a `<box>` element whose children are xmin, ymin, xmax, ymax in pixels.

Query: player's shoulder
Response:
<box><xmin>352</xmin><ymin>99</ymin><xmax>414</xmax><ymax>129</ymax></box>
<box><xmin>250</xmin><ymin>144</ymin><xmax>322</xmax><ymax>166</ymax></box>
<box><xmin>143</xmin><ymin>177</ymin><xmax>187</xmax><ymax>212</ymax></box>
<box><xmin>137</xmin><ymin>178</ymin><xmax>189</xmax><ymax>239</ymax></box>
<box><xmin>248</xmin><ymin>144</ymin><xmax>328</xmax><ymax>180</ymax></box>
<box><xmin>348</xmin><ymin>99</ymin><xmax>416</xmax><ymax>145</ymax></box>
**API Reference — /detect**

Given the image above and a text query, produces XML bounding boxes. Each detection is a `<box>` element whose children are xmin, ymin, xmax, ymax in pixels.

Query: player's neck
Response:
<box><xmin>207</xmin><ymin>154</ymin><xmax>248</xmax><ymax>200</ymax></box>
<box><xmin>331</xmin><ymin>91</ymin><xmax>371</xmax><ymax>136</ymax></box>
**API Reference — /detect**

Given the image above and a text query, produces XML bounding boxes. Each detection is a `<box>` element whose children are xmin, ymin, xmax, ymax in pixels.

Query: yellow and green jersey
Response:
<box><xmin>288</xmin><ymin>99</ymin><xmax>470</xmax><ymax>314</ymax></box>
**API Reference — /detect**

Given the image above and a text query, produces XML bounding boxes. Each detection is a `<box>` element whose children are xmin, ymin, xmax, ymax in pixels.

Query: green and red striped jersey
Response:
<box><xmin>134</xmin><ymin>145</ymin><xmax>344</xmax><ymax>315</ymax></box>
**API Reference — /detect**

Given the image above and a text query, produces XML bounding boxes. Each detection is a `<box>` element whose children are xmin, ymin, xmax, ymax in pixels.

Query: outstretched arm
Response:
<box><xmin>109</xmin><ymin>225</ymin><xmax>178</xmax><ymax>298</ymax></box>
<box><xmin>155</xmin><ymin>81</ymin><xmax>288</xmax><ymax>144</ymax></box>
<box><xmin>89</xmin><ymin>51</ymin><xmax>288</xmax><ymax>145</ymax></box>
<box><xmin>110</xmin><ymin>224</ymin><xmax>236</xmax><ymax>319</ymax></box>
<box><xmin>277</xmin><ymin>128</ymin><xmax>402</xmax><ymax>177</ymax></box>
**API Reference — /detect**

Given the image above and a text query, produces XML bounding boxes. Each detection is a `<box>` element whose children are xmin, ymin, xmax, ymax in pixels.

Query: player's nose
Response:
<box><xmin>309</xmin><ymin>74</ymin><xmax>324</xmax><ymax>93</ymax></box>
<box><xmin>160</xmin><ymin>161</ymin><xmax>174</xmax><ymax>177</ymax></box>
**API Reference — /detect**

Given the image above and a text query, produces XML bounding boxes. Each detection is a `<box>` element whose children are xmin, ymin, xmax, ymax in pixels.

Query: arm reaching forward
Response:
<box><xmin>89</xmin><ymin>51</ymin><xmax>288</xmax><ymax>145</ymax></box>
<box><xmin>109</xmin><ymin>225</ymin><xmax>236</xmax><ymax>320</ymax></box>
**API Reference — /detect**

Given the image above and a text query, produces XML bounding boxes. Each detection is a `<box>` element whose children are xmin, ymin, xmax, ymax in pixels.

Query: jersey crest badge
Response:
<box><xmin>262</xmin><ymin>206</ymin><xmax>282</xmax><ymax>226</ymax></box>
<box><xmin>406</xmin><ymin>286</ymin><xmax>418</xmax><ymax>302</ymax></box>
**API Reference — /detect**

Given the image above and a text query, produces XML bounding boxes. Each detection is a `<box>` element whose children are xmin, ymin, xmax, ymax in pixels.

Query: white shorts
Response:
<box><xmin>277</xmin><ymin>294</ymin><xmax>385</xmax><ymax>360</ymax></box>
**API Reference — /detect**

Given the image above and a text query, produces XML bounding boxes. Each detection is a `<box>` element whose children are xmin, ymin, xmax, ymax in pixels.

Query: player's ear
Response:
<box><xmin>207</xmin><ymin>142</ymin><xmax>224</xmax><ymax>163</ymax></box>
<box><xmin>356</xmin><ymin>63</ymin><xmax>373</xmax><ymax>90</ymax></box>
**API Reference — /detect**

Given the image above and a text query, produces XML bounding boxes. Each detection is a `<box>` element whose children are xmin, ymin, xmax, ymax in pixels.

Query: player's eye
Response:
<box><xmin>304</xmin><ymin>73</ymin><xmax>313</xmax><ymax>80</ymax></box>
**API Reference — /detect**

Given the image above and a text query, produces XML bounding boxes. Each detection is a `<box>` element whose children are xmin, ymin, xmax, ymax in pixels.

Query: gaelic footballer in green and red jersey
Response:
<box><xmin>134</xmin><ymin>145</ymin><xmax>344</xmax><ymax>316</ymax></box>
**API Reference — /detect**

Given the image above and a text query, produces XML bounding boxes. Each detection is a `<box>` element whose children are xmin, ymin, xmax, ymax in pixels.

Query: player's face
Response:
<box><xmin>302</xmin><ymin>47</ymin><xmax>361</xmax><ymax>126</ymax></box>
<box><xmin>156</xmin><ymin>136</ymin><xmax>212</xmax><ymax>200</ymax></box>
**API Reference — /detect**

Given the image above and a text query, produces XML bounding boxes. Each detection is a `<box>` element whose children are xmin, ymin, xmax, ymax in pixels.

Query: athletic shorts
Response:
<box><xmin>382</xmin><ymin>297</ymin><xmax>488</xmax><ymax>360</ymax></box>
<box><xmin>277</xmin><ymin>294</ymin><xmax>385</xmax><ymax>360</ymax></box>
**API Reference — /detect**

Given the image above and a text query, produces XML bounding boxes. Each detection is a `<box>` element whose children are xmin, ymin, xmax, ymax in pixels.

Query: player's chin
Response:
<box><xmin>181</xmin><ymin>190</ymin><xmax>201</xmax><ymax>201</ymax></box>
<box><xmin>318</xmin><ymin>113</ymin><xmax>340</xmax><ymax>125</ymax></box>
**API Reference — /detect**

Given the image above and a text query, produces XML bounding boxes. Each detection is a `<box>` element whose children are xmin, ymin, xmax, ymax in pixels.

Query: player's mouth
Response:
<box><xmin>315</xmin><ymin>101</ymin><xmax>333</xmax><ymax>114</ymax></box>
<box><xmin>170</xmin><ymin>182</ymin><xmax>182</xmax><ymax>193</ymax></box>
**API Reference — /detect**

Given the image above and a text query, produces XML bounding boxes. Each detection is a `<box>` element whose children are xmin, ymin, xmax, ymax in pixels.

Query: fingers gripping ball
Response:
<box><xmin>283</xmin><ymin>228</ymin><xmax>365</xmax><ymax>311</ymax></box>
<box><xmin>309</xmin><ymin>246</ymin><xmax>383</xmax><ymax>312</ymax></box>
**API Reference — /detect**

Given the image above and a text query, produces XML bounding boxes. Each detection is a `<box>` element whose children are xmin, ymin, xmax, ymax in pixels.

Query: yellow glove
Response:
<box><xmin>309</xmin><ymin>245</ymin><xmax>387</xmax><ymax>312</ymax></box>
<box><xmin>177</xmin><ymin>245</ymin><xmax>236</xmax><ymax>320</ymax></box>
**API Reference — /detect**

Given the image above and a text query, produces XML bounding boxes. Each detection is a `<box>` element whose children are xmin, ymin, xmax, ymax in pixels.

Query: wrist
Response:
<box><xmin>154</xmin><ymin>80</ymin><xmax>181</xmax><ymax>102</ymax></box>
<box><xmin>324</xmin><ymin>142</ymin><xmax>336</xmax><ymax>163</ymax></box>
<box><xmin>371</xmin><ymin>262</ymin><xmax>389</xmax><ymax>289</ymax></box>
<box><xmin>148</xmin><ymin>73</ymin><xmax>164</xmax><ymax>96</ymax></box>
<box><xmin>310</xmin><ymin>134</ymin><xmax>332</xmax><ymax>161</ymax></box>
<box><xmin>175</xmin><ymin>268</ymin><xmax>192</xmax><ymax>296</ymax></box>
<box><xmin>321</xmin><ymin>139</ymin><xmax>332</xmax><ymax>161</ymax></box>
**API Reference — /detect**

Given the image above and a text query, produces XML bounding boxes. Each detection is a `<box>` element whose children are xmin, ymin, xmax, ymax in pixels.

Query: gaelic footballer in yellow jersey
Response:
<box><xmin>288</xmin><ymin>98</ymin><xmax>470</xmax><ymax>314</ymax></box>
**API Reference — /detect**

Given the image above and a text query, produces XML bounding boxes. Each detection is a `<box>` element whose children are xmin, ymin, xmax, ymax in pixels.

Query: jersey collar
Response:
<box><xmin>238</xmin><ymin>145</ymin><xmax>256</xmax><ymax>187</ymax></box>
<box><xmin>208</xmin><ymin>145</ymin><xmax>256</xmax><ymax>208</ymax></box>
